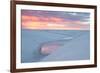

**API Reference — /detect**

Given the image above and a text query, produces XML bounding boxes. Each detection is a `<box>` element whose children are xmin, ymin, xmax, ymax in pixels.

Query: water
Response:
<box><xmin>21</xmin><ymin>29</ymin><xmax>90</xmax><ymax>63</ymax></box>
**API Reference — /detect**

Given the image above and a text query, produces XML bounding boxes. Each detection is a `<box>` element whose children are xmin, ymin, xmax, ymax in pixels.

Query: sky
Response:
<box><xmin>21</xmin><ymin>10</ymin><xmax>90</xmax><ymax>30</ymax></box>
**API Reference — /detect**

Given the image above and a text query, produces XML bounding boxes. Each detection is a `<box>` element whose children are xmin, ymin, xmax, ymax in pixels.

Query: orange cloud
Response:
<box><xmin>22</xmin><ymin>15</ymin><xmax>39</xmax><ymax>22</ymax></box>
<box><xmin>21</xmin><ymin>15</ymin><xmax>89</xmax><ymax>30</ymax></box>
<box><xmin>49</xmin><ymin>17</ymin><xmax>64</xmax><ymax>22</ymax></box>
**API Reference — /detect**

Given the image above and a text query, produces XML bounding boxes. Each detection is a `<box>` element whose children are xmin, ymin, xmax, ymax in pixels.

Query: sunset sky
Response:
<box><xmin>21</xmin><ymin>10</ymin><xmax>90</xmax><ymax>30</ymax></box>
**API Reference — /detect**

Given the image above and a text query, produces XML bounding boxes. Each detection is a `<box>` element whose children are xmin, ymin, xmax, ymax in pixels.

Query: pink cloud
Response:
<box><xmin>22</xmin><ymin>15</ymin><xmax>89</xmax><ymax>30</ymax></box>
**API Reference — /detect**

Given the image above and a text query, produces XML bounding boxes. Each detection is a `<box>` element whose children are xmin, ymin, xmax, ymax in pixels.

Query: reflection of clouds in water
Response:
<box><xmin>41</xmin><ymin>43</ymin><xmax>61</xmax><ymax>55</ymax></box>
<box><xmin>40</xmin><ymin>37</ymin><xmax>73</xmax><ymax>55</ymax></box>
